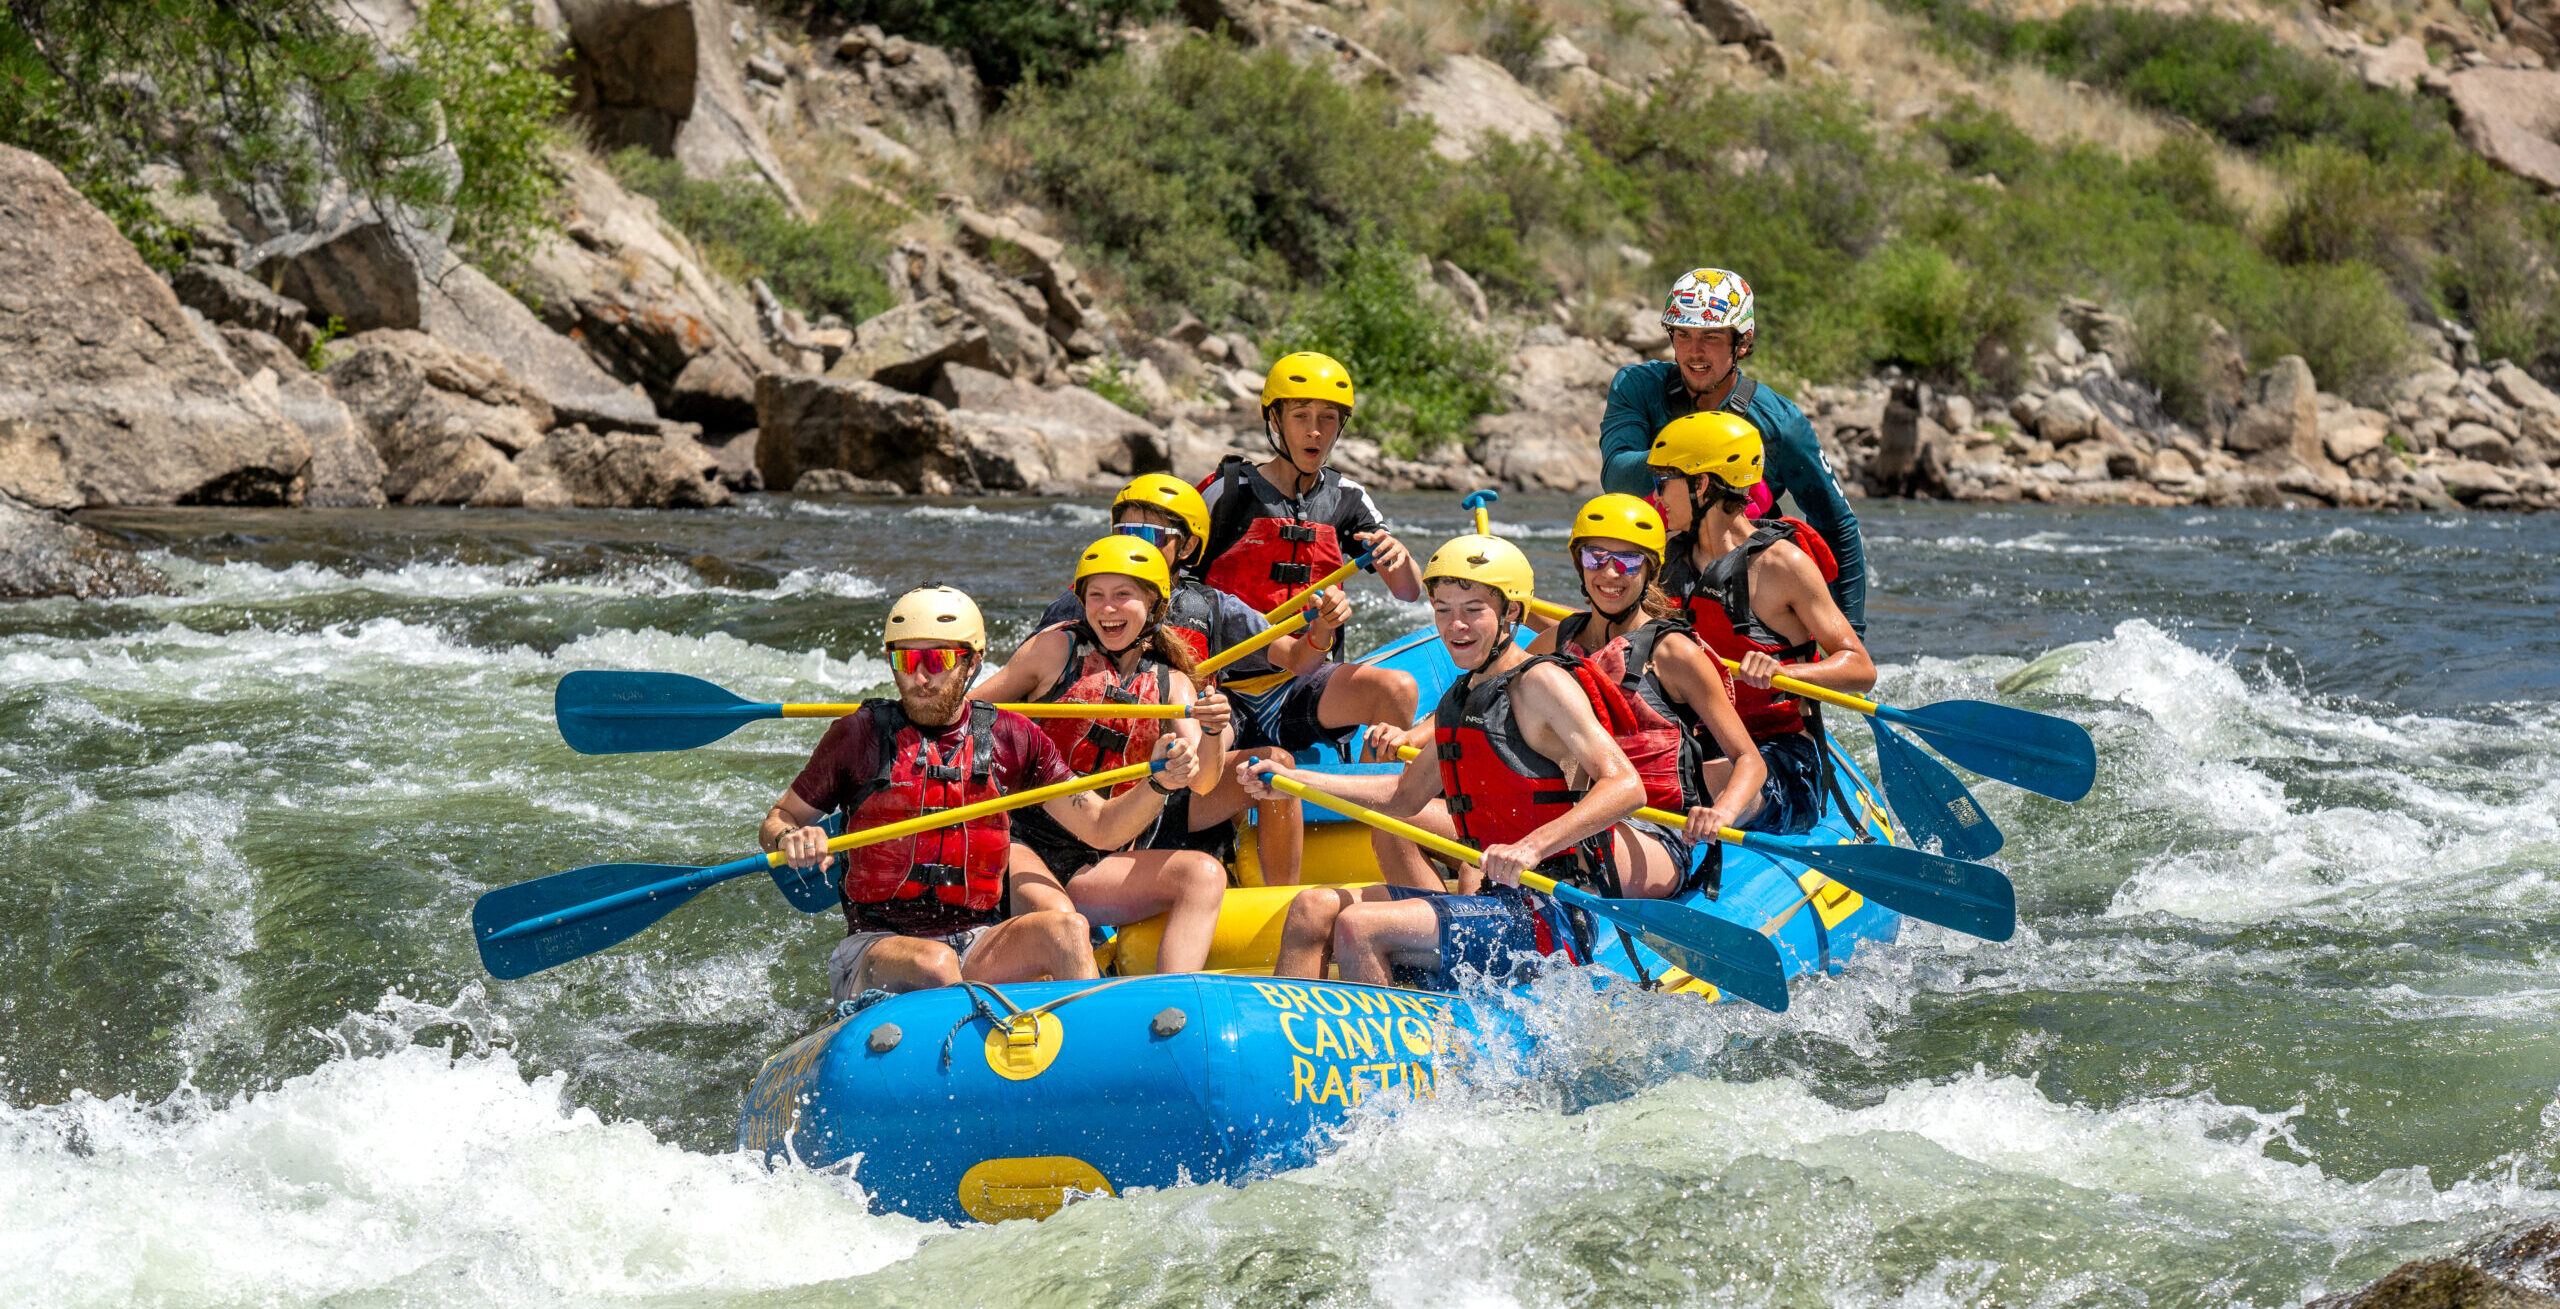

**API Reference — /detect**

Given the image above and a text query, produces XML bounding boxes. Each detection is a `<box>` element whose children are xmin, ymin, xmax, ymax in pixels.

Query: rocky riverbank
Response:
<box><xmin>12</xmin><ymin>0</ymin><xmax>2560</xmax><ymax>601</ymax></box>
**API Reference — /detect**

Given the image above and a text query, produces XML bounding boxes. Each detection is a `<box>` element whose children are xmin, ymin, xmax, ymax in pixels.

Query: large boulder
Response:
<box><xmin>325</xmin><ymin>329</ymin><xmax>555</xmax><ymax>505</ymax></box>
<box><xmin>557</xmin><ymin>0</ymin><xmax>804</xmax><ymax>211</ymax></box>
<box><xmin>828</xmin><ymin>297</ymin><xmax>996</xmax><ymax>391</ymax></box>
<box><xmin>1404</xmin><ymin>53</ymin><xmax>1565</xmax><ymax>161</ymax></box>
<box><xmin>216</xmin><ymin>325</ymin><xmax>387</xmax><ymax>507</ymax></box>
<box><xmin>169</xmin><ymin>261</ymin><xmax>322</xmax><ymax>357</ymax></box>
<box><xmin>934</xmin><ymin>364</ymin><xmax>1166</xmax><ymax>493</ymax></box>
<box><xmin>2224</xmin><ymin>355</ymin><xmax>2324</xmax><ymax>465</ymax></box>
<box><xmin>0</xmin><ymin>491</ymin><xmax>167</xmax><ymax>599</ymax></box>
<box><xmin>517</xmin><ymin>423</ymin><xmax>728</xmax><ymax>507</ymax></box>
<box><xmin>755</xmin><ymin>373</ymin><xmax>970</xmax><ymax>494</ymax></box>
<box><xmin>0</xmin><ymin>146</ymin><xmax>311</xmax><ymax>510</ymax></box>
<box><xmin>2446</xmin><ymin>68</ymin><xmax>2560</xmax><ymax>191</ymax></box>
<box><xmin>1465</xmin><ymin>331</ymin><xmax>1618</xmax><ymax>493</ymax></box>
<box><xmin>516</xmin><ymin>152</ymin><xmax>780</xmax><ymax>430</ymax></box>
<box><xmin>239</xmin><ymin>199</ymin><xmax>662</xmax><ymax>430</ymax></box>
<box><xmin>945</xmin><ymin>200</ymin><xmax>1101</xmax><ymax>350</ymax></box>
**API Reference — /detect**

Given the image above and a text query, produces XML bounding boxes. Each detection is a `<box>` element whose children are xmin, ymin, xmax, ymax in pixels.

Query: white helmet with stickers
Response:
<box><xmin>1661</xmin><ymin>267</ymin><xmax>1755</xmax><ymax>335</ymax></box>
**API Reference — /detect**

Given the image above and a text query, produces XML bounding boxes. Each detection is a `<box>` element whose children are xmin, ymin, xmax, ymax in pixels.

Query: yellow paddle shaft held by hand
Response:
<box><xmin>766</xmin><ymin>761</ymin><xmax>1160</xmax><ymax>868</ymax></box>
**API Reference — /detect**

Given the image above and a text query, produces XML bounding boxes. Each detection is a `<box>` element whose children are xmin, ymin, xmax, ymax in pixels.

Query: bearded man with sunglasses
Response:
<box><xmin>760</xmin><ymin>586</ymin><xmax>1202</xmax><ymax>1001</ymax></box>
<box><xmin>1650</xmin><ymin>413</ymin><xmax>1876</xmax><ymax>836</ymax></box>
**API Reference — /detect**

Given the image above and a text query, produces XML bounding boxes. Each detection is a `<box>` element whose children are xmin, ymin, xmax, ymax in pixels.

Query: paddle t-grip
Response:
<box><xmin>1462</xmin><ymin>489</ymin><xmax>1499</xmax><ymax>537</ymax></box>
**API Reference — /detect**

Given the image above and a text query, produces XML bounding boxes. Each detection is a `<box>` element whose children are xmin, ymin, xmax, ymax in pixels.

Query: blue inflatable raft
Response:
<box><xmin>734</xmin><ymin>625</ymin><xmax>1905</xmax><ymax>1222</ymax></box>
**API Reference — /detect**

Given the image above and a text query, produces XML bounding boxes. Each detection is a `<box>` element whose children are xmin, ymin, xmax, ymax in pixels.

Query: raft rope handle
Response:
<box><xmin>936</xmin><ymin>975</ymin><xmax>1150</xmax><ymax>1071</ymax></box>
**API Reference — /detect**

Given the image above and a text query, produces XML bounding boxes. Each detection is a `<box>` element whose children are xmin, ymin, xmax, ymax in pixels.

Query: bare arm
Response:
<box><xmin>1239</xmin><ymin>749</ymin><xmax>1442</xmax><ymax>818</ymax></box>
<box><xmin>1492</xmin><ymin>662</ymin><xmax>1644</xmax><ymax>885</ymax></box>
<box><xmin>1739</xmin><ymin>544</ymin><xmax>1876</xmax><ymax>694</ymax></box>
<box><xmin>1264</xmin><ymin>586</ymin><xmax>1352</xmax><ymax>675</ymax></box>
<box><xmin>1040</xmin><ymin>734</ymin><xmax>1201</xmax><ymax>849</ymax></box>
<box><xmin>970</xmin><ymin>627</ymin><xmax>1071</xmax><ymax>704</ymax></box>
<box><xmin>762</xmin><ymin>788</ymin><xmax>833</xmax><ymax>869</ymax></box>
<box><xmin>1163</xmin><ymin>671</ymin><xmax>1226</xmax><ymax>796</ymax></box>
<box><xmin>1650</xmin><ymin>631</ymin><xmax>1766</xmax><ymax>832</ymax></box>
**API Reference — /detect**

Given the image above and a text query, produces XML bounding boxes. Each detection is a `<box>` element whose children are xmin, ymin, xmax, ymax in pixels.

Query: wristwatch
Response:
<box><xmin>1147</xmin><ymin>774</ymin><xmax>1179</xmax><ymax>796</ymax></box>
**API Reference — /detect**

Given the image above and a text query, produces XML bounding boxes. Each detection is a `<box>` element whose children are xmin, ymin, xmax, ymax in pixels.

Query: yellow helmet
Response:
<box><xmin>1111</xmin><ymin>473</ymin><xmax>1210</xmax><ymax>543</ymax></box>
<box><xmin>883</xmin><ymin>585</ymin><xmax>986</xmax><ymax>653</ymax></box>
<box><xmin>1260</xmin><ymin>351</ymin><xmax>1356</xmax><ymax>411</ymax></box>
<box><xmin>1073</xmin><ymin>535</ymin><xmax>1173</xmax><ymax>600</ymax></box>
<box><xmin>1648</xmin><ymin>410</ymin><xmax>1764</xmax><ymax>490</ymax></box>
<box><xmin>1422</xmin><ymin>534</ymin><xmax>1535</xmax><ymax>605</ymax></box>
<box><xmin>1568</xmin><ymin>493</ymin><xmax>1667</xmax><ymax>563</ymax></box>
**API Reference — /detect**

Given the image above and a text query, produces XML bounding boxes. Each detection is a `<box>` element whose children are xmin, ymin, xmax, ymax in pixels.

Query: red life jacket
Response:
<box><xmin>1197</xmin><ymin>456</ymin><xmax>1350</xmax><ymax>614</ymax></box>
<box><xmin>1553</xmin><ymin>611</ymin><xmax>1726</xmax><ymax>808</ymax></box>
<box><xmin>1659</xmin><ymin>519</ymin><xmax>1828</xmax><ymax>739</ymax></box>
<box><xmin>1432</xmin><ymin>653</ymin><xmax>1680</xmax><ymax>871</ymax></box>
<box><xmin>1031</xmin><ymin>625</ymin><xmax>1170</xmax><ymax>793</ymax></box>
<box><xmin>839</xmin><ymin>700</ymin><xmax>1011</xmax><ymax>936</ymax></box>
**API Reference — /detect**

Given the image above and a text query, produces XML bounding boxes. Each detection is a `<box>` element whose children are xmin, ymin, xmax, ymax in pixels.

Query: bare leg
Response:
<box><xmin>1371</xmin><ymin>798</ymin><xmax>1467</xmax><ymax>891</ymax></box>
<box><xmin>1062</xmin><ymin>849</ymin><xmax>1229</xmax><ymax>973</ymax></box>
<box><xmin>849</xmin><ymin>936</ymin><xmax>964</xmax><ymax>994</ymax></box>
<box><xmin>1192</xmin><ymin>747</ymin><xmax>1303</xmax><ymax>885</ymax></box>
<box><xmin>1331</xmin><ymin>898</ymin><xmax>1443</xmax><ymax>986</ymax></box>
<box><xmin>1317</xmin><ymin>664</ymin><xmax>1418</xmax><ymax>733</ymax></box>
<box><xmin>1609</xmin><ymin>826</ymin><xmax>1687</xmax><ymax>899</ymax></box>
<box><xmin>1006</xmin><ymin>843</ymin><xmax>1075</xmax><ymax>915</ymax></box>
<box><xmin>1277</xmin><ymin>884</ymin><xmax>1409</xmax><ymax>978</ymax></box>
<box><xmin>962</xmin><ymin>909</ymin><xmax>1099</xmax><ymax>983</ymax></box>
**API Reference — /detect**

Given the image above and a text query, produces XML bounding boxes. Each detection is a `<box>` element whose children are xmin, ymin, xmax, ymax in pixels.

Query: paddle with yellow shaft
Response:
<box><xmin>472</xmin><ymin>760</ymin><xmax>1163</xmax><ymax>979</ymax></box>
<box><xmin>1254</xmin><ymin>769</ymin><xmax>1791</xmax><ymax>1009</ymax></box>
<box><xmin>1376</xmin><ymin>744</ymin><xmax>2015</xmax><ymax>941</ymax></box>
<box><xmin>553</xmin><ymin>670</ymin><xmax>1200</xmax><ymax>754</ymax></box>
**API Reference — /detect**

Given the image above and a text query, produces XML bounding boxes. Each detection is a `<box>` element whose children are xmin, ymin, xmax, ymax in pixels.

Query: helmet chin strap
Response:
<box><xmin>1585</xmin><ymin>573</ymin><xmax>1645</xmax><ymax>629</ymax></box>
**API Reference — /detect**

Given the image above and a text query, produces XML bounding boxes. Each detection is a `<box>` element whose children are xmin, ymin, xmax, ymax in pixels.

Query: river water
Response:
<box><xmin>3</xmin><ymin>494</ymin><xmax>2557</xmax><ymax>1306</ymax></box>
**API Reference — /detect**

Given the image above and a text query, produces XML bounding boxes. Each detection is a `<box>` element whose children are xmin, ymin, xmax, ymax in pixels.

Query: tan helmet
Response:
<box><xmin>1111</xmin><ymin>473</ymin><xmax>1210</xmax><ymax>543</ymax></box>
<box><xmin>1569</xmin><ymin>493</ymin><xmax>1668</xmax><ymax>564</ymax></box>
<box><xmin>1260</xmin><ymin>351</ymin><xmax>1356</xmax><ymax>411</ymax></box>
<box><xmin>1073</xmin><ymin>535</ymin><xmax>1173</xmax><ymax>600</ymax></box>
<box><xmin>883</xmin><ymin>585</ymin><xmax>986</xmax><ymax>652</ymax></box>
<box><xmin>1422</xmin><ymin>534</ymin><xmax>1535</xmax><ymax>605</ymax></box>
<box><xmin>1648</xmin><ymin>410</ymin><xmax>1765</xmax><ymax>491</ymax></box>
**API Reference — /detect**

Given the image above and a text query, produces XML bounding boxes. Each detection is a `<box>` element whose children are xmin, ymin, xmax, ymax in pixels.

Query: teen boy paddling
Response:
<box><xmin>1652</xmin><ymin>412</ymin><xmax>1877</xmax><ymax>835</ymax></box>
<box><xmin>1196</xmin><ymin>352</ymin><xmax>1422</xmax><ymax>752</ymax></box>
<box><xmin>1246</xmin><ymin>536</ymin><xmax>1689</xmax><ymax>986</ymax></box>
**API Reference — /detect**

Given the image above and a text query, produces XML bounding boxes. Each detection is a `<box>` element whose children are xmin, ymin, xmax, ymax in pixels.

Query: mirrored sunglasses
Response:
<box><xmin>1113</xmin><ymin>522</ymin><xmax>1179</xmax><ymax>550</ymax></box>
<box><xmin>1577</xmin><ymin>545</ymin><xmax>1650</xmax><ymax>576</ymax></box>
<box><xmin>888</xmin><ymin>647</ymin><xmax>964</xmax><ymax>675</ymax></box>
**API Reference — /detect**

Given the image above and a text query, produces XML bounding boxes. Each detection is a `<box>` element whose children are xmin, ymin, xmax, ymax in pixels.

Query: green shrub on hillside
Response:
<box><xmin>1895</xmin><ymin>0</ymin><xmax>2454</xmax><ymax>165</ymax></box>
<box><xmin>999</xmin><ymin>38</ymin><xmax>1443</xmax><ymax>325</ymax></box>
<box><xmin>609</xmin><ymin>151</ymin><xmax>897</xmax><ymax>324</ymax></box>
<box><xmin>826</xmin><ymin>0</ymin><xmax>1177</xmax><ymax>89</ymax></box>
<box><xmin>0</xmin><ymin>0</ymin><xmax>565</xmax><ymax>270</ymax></box>
<box><xmin>1265</xmin><ymin>241</ymin><xmax>1506</xmax><ymax>455</ymax></box>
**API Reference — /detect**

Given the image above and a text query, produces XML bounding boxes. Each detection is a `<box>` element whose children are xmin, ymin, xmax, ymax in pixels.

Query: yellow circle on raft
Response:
<box><xmin>956</xmin><ymin>1155</ymin><xmax>1114</xmax><ymax>1222</ymax></box>
<box><xmin>984</xmin><ymin>1011</ymin><xmax>1065</xmax><ymax>1081</ymax></box>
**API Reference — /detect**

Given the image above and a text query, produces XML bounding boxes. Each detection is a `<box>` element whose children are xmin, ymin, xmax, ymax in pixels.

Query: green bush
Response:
<box><xmin>999</xmin><ymin>38</ymin><xmax>1445</xmax><ymax>324</ymax></box>
<box><xmin>1265</xmin><ymin>240</ymin><xmax>1506</xmax><ymax>454</ymax></box>
<box><xmin>0</xmin><ymin>0</ymin><xmax>565</xmax><ymax>270</ymax></box>
<box><xmin>825</xmin><ymin>0</ymin><xmax>1176</xmax><ymax>89</ymax></box>
<box><xmin>608</xmin><ymin>150</ymin><xmax>897</xmax><ymax>324</ymax></box>
<box><xmin>1862</xmin><ymin>243</ymin><xmax>2028</xmax><ymax>384</ymax></box>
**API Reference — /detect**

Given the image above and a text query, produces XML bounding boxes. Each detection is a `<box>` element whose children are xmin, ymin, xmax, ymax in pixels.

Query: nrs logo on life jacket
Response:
<box><xmin>1662</xmin><ymin>517</ymin><xmax>1837</xmax><ymax>740</ymax></box>
<box><xmin>1033</xmin><ymin>627</ymin><xmax>1171</xmax><ymax>791</ymax></box>
<box><xmin>841</xmin><ymin>701</ymin><xmax>1011</xmax><ymax>934</ymax></box>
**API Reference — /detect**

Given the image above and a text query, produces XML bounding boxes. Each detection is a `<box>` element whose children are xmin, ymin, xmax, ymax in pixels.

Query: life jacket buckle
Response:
<box><xmin>921</xmin><ymin>763</ymin><xmax>964</xmax><ymax>782</ymax></box>
<box><xmin>1435</xmin><ymin>741</ymin><xmax>1464</xmax><ymax>760</ymax></box>
<box><xmin>915</xmin><ymin>862</ymin><xmax>966</xmax><ymax>888</ymax></box>
<box><xmin>1277</xmin><ymin>523</ymin><xmax>1318</xmax><ymax>544</ymax></box>
<box><xmin>1104</xmin><ymin>685</ymin><xmax>1145</xmax><ymax>704</ymax></box>
<box><xmin>1085</xmin><ymin>724</ymin><xmax>1131</xmax><ymax>753</ymax></box>
<box><xmin>1268</xmin><ymin>562</ymin><xmax>1311</xmax><ymax>585</ymax></box>
<box><xmin>1444</xmin><ymin>794</ymin><xmax>1474</xmax><ymax>814</ymax></box>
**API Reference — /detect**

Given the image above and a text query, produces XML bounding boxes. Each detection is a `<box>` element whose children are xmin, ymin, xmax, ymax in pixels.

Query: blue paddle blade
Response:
<box><xmin>1880</xmin><ymin>698</ymin><xmax>2097</xmax><ymax>803</ymax></box>
<box><xmin>473</xmin><ymin>861</ymin><xmax>710</xmax><ymax>980</ymax></box>
<box><xmin>1550</xmin><ymin>883</ymin><xmax>1790</xmax><ymax>1012</ymax></box>
<box><xmin>555</xmin><ymin>670</ymin><xmax>780</xmax><ymax>755</ymax></box>
<box><xmin>1737</xmin><ymin>831</ymin><xmax>2016</xmax><ymax>942</ymax></box>
<box><xmin>769</xmin><ymin>855</ymin><xmax>843</xmax><ymax>913</ymax></box>
<box><xmin>1870</xmin><ymin>719</ymin><xmax>2004</xmax><ymax>861</ymax></box>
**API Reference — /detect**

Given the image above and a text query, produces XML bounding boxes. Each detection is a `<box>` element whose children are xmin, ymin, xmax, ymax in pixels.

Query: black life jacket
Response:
<box><xmin>1659</xmin><ymin>520</ymin><xmax>1824</xmax><ymax>739</ymax></box>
